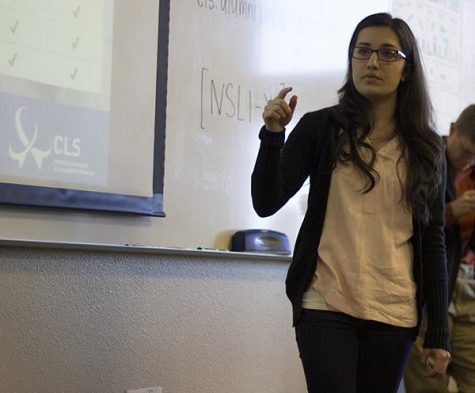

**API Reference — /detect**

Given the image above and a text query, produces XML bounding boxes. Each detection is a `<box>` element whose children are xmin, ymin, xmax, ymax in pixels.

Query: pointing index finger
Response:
<box><xmin>276</xmin><ymin>86</ymin><xmax>293</xmax><ymax>99</ymax></box>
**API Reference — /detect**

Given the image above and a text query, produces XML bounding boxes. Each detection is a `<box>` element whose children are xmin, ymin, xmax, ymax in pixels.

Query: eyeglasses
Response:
<box><xmin>352</xmin><ymin>46</ymin><xmax>407</xmax><ymax>62</ymax></box>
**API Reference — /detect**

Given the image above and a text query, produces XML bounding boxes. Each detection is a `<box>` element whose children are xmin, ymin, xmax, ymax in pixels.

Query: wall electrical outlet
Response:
<box><xmin>125</xmin><ymin>387</ymin><xmax>162</xmax><ymax>393</ymax></box>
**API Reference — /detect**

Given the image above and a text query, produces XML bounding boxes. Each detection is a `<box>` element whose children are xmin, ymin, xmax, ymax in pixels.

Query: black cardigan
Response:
<box><xmin>443</xmin><ymin>147</ymin><xmax>462</xmax><ymax>300</ymax></box>
<box><xmin>251</xmin><ymin>106</ymin><xmax>449</xmax><ymax>350</ymax></box>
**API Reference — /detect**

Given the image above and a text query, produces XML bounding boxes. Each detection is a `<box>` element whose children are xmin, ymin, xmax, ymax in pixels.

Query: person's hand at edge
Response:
<box><xmin>448</xmin><ymin>190</ymin><xmax>475</xmax><ymax>220</ymax></box>
<box><xmin>262</xmin><ymin>86</ymin><xmax>298</xmax><ymax>133</ymax></box>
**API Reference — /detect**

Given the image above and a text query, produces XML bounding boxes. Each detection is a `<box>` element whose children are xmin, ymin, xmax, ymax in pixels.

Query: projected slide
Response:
<box><xmin>0</xmin><ymin>0</ymin><xmax>166</xmax><ymax>216</ymax></box>
<box><xmin>0</xmin><ymin>0</ymin><xmax>112</xmax><ymax>187</ymax></box>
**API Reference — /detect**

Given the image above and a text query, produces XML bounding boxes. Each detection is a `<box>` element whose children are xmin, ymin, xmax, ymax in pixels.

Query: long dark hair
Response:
<box><xmin>332</xmin><ymin>12</ymin><xmax>443</xmax><ymax>224</ymax></box>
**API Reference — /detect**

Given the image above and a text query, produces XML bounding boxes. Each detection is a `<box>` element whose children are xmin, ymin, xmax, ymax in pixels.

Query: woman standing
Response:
<box><xmin>252</xmin><ymin>13</ymin><xmax>450</xmax><ymax>393</ymax></box>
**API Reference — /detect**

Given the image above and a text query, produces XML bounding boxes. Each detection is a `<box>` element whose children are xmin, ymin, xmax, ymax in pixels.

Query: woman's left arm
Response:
<box><xmin>420</xmin><ymin>156</ymin><xmax>450</xmax><ymax>374</ymax></box>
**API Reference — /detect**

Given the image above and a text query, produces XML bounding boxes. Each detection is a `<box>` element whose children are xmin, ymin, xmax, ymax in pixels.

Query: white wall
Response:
<box><xmin>0</xmin><ymin>245</ymin><xmax>306</xmax><ymax>393</ymax></box>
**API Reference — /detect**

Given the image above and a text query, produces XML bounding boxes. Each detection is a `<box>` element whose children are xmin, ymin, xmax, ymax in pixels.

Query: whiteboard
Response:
<box><xmin>392</xmin><ymin>0</ymin><xmax>475</xmax><ymax>132</ymax></box>
<box><xmin>1</xmin><ymin>0</ymin><xmax>474</xmax><ymax>250</ymax></box>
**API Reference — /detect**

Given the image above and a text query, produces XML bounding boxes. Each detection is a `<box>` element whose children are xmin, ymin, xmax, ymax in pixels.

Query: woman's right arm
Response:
<box><xmin>251</xmin><ymin>87</ymin><xmax>316</xmax><ymax>217</ymax></box>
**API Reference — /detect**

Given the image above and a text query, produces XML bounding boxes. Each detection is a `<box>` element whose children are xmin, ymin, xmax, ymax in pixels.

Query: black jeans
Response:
<box><xmin>295</xmin><ymin>309</ymin><xmax>416</xmax><ymax>393</ymax></box>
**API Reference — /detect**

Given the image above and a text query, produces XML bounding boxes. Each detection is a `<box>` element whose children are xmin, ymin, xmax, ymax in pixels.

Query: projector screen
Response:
<box><xmin>0</xmin><ymin>0</ymin><xmax>166</xmax><ymax>215</ymax></box>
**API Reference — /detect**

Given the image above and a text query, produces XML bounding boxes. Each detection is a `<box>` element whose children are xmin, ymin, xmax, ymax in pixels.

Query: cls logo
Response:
<box><xmin>54</xmin><ymin>136</ymin><xmax>81</xmax><ymax>157</ymax></box>
<box><xmin>9</xmin><ymin>106</ymin><xmax>51</xmax><ymax>169</ymax></box>
<box><xmin>9</xmin><ymin>106</ymin><xmax>81</xmax><ymax>170</ymax></box>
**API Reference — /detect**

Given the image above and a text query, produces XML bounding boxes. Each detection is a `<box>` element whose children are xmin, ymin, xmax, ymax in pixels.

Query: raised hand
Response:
<box><xmin>262</xmin><ymin>86</ymin><xmax>298</xmax><ymax>132</ymax></box>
